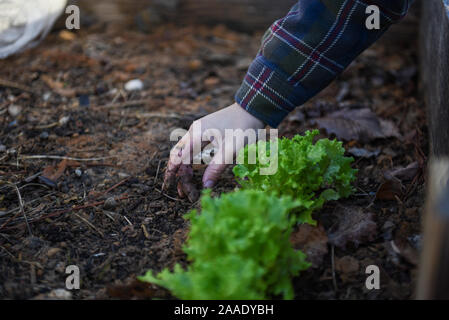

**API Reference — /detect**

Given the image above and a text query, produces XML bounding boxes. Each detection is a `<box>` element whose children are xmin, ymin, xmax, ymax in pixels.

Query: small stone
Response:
<box><xmin>47</xmin><ymin>289</ymin><xmax>72</xmax><ymax>300</ymax></box>
<box><xmin>124</xmin><ymin>79</ymin><xmax>144</xmax><ymax>91</ymax></box>
<box><xmin>59</xmin><ymin>116</ymin><xmax>70</xmax><ymax>126</ymax></box>
<box><xmin>131</xmin><ymin>184</ymin><xmax>150</xmax><ymax>192</ymax></box>
<box><xmin>118</xmin><ymin>172</ymin><xmax>130</xmax><ymax>179</ymax></box>
<box><xmin>47</xmin><ymin>247</ymin><xmax>61</xmax><ymax>258</ymax></box>
<box><xmin>408</xmin><ymin>234</ymin><xmax>422</xmax><ymax>250</ymax></box>
<box><xmin>188</xmin><ymin>59</ymin><xmax>203</xmax><ymax>71</ymax></box>
<box><xmin>8</xmin><ymin>104</ymin><xmax>22</xmax><ymax>117</ymax></box>
<box><xmin>43</xmin><ymin>92</ymin><xmax>52</xmax><ymax>101</ymax></box>
<box><xmin>38</xmin><ymin>176</ymin><xmax>57</xmax><ymax>188</ymax></box>
<box><xmin>24</xmin><ymin>236</ymin><xmax>44</xmax><ymax>249</ymax></box>
<box><xmin>55</xmin><ymin>262</ymin><xmax>66</xmax><ymax>273</ymax></box>
<box><xmin>75</xmin><ymin>169</ymin><xmax>82</xmax><ymax>177</ymax></box>
<box><xmin>204</xmin><ymin>77</ymin><xmax>220</xmax><ymax>88</ymax></box>
<box><xmin>78</xmin><ymin>94</ymin><xmax>90</xmax><ymax>107</ymax></box>
<box><xmin>59</xmin><ymin>30</ymin><xmax>76</xmax><ymax>41</ymax></box>
<box><xmin>39</xmin><ymin>131</ymin><xmax>49</xmax><ymax>140</ymax></box>
<box><xmin>104</xmin><ymin>197</ymin><xmax>118</xmax><ymax>210</ymax></box>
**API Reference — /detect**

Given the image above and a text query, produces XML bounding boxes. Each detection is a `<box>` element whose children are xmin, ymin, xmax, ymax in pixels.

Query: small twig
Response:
<box><xmin>92</xmin><ymin>99</ymin><xmax>158</xmax><ymax>110</ymax></box>
<box><xmin>19</xmin><ymin>155</ymin><xmax>115</xmax><ymax>162</ymax></box>
<box><xmin>74</xmin><ymin>213</ymin><xmax>104</xmax><ymax>237</ymax></box>
<box><xmin>0</xmin><ymin>192</ymin><xmax>56</xmax><ymax>218</ymax></box>
<box><xmin>150</xmin><ymin>228</ymin><xmax>165</xmax><ymax>235</ymax></box>
<box><xmin>133</xmin><ymin>112</ymin><xmax>182</xmax><ymax>119</ymax></box>
<box><xmin>34</xmin><ymin>122</ymin><xmax>59</xmax><ymax>130</ymax></box>
<box><xmin>98</xmin><ymin>177</ymin><xmax>131</xmax><ymax>199</ymax></box>
<box><xmin>102</xmin><ymin>210</ymin><xmax>116</xmax><ymax>222</ymax></box>
<box><xmin>331</xmin><ymin>245</ymin><xmax>338</xmax><ymax>293</ymax></box>
<box><xmin>0</xmin><ymin>246</ymin><xmax>43</xmax><ymax>268</ymax></box>
<box><xmin>0</xmin><ymin>210</ymin><xmax>22</xmax><ymax>230</ymax></box>
<box><xmin>0</xmin><ymin>194</ymin><xmax>130</xmax><ymax>230</ymax></box>
<box><xmin>154</xmin><ymin>188</ymin><xmax>183</xmax><ymax>202</ymax></box>
<box><xmin>141</xmin><ymin>224</ymin><xmax>150</xmax><ymax>239</ymax></box>
<box><xmin>0</xmin><ymin>245</ymin><xmax>17</xmax><ymax>260</ymax></box>
<box><xmin>0</xmin><ymin>78</ymin><xmax>35</xmax><ymax>94</ymax></box>
<box><xmin>123</xmin><ymin>215</ymin><xmax>133</xmax><ymax>227</ymax></box>
<box><xmin>13</xmin><ymin>184</ymin><xmax>32</xmax><ymax>237</ymax></box>
<box><xmin>154</xmin><ymin>160</ymin><xmax>162</xmax><ymax>185</ymax></box>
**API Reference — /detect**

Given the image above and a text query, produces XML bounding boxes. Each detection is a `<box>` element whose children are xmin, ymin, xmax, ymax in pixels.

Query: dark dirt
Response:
<box><xmin>0</xmin><ymin>12</ymin><xmax>426</xmax><ymax>300</ymax></box>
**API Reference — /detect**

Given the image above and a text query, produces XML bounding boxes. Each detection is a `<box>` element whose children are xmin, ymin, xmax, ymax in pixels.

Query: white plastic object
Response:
<box><xmin>0</xmin><ymin>0</ymin><xmax>67</xmax><ymax>59</ymax></box>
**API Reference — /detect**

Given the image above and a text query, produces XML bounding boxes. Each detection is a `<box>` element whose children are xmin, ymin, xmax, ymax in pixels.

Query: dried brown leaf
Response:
<box><xmin>290</xmin><ymin>223</ymin><xmax>328</xmax><ymax>268</ymax></box>
<box><xmin>328</xmin><ymin>206</ymin><xmax>377</xmax><ymax>250</ymax></box>
<box><xmin>312</xmin><ymin>108</ymin><xmax>401</xmax><ymax>143</ymax></box>
<box><xmin>376</xmin><ymin>177</ymin><xmax>404</xmax><ymax>200</ymax></box>
<box><xmin>388</xmin><ymin>161</ymin><xmax>420</xmax><ymax>181</ymax></box>
<box><xmin>335</xmin><ymin>255</ymin><xmax>360</xmax><ymax>282</ymax></box>
<box><xmin>41</xmin><ymin>159</ymin><xmax>68</xmax><ymax>182</ymax></box>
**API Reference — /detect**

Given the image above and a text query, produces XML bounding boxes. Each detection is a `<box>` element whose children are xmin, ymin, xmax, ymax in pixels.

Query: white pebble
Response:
<box><xmin>124</xmin><ymin>79</ymin><xmax>144</xmax><ymax>91</ymax></box>
<box><xmin>118</xmin><ymin>172</ymin><xmax>130</xmax><ymax>179</ymax></box>
<box><xmin>8</xmin><ymin>104</ymin><xmax>21</xmax><ymax>117</ymax></box>
<box><xmin>59</xmin><ymin>116</ymin><xmax>70</xmax><ymax>126</ymax></box>
<box><xmin>43</xmin><ymin>92</ymin><xmax>52</xmax><ymax>101</ymax></box>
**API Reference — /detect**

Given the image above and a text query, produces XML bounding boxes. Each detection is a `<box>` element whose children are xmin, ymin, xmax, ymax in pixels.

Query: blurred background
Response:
<box><xmin>69</xmin><ymin>0</ymin><xmax>295</xmax><ymax>33</ymax></box>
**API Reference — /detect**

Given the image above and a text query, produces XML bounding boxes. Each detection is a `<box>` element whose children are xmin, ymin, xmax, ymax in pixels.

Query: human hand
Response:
<box><xmin>162</xmin><ymin>102</ymin><xmax>265</xmax><ymax>202</ymax></box>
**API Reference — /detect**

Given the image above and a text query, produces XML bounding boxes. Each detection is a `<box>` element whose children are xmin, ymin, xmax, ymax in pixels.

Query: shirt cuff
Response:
<box><xmin>235</xmin><ymin>56</ymin><xmax>310</xmax><ymax>128</ymax></box>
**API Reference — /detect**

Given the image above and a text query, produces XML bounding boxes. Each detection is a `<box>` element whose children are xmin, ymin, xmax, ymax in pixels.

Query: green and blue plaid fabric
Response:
<box><xmin>235</xmin><ymin>0</ymin><xmax>413</xmax><ymax>127</ymax></box>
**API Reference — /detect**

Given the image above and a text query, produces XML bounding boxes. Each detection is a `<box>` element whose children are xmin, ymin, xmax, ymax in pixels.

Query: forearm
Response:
<box><xmin>235</xmin><ymin>0</ymin><xmax>414</xmax><ymax>128</ymax></box>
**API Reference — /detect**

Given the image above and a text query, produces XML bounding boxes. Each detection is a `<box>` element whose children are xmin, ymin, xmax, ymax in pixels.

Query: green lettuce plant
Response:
<box><xmin>139</xmin><ymin>190</ymin><xmax>310</xmax><ymax>300</ymax></box>
<box><xmin>233</xmin><ymin>130</ymin><xmax>357</xmax><ymax>225</ymax></box>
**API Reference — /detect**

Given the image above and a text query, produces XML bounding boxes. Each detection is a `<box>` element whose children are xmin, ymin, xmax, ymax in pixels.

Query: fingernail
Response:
<box><xmin>204</xmin><ymin>180</ymin><xmax>214</xmax><ymax>188</ymax></box>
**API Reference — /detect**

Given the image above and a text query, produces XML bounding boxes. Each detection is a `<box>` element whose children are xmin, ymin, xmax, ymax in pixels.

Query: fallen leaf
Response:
<box><xmin>335</xmin><ymin>256</ymin><xmax>360</xmax><ymax>282</ymax></box>
<box><xmin>290</xmin><ymin>223</ymin><xmax>328</xmax><ymax>268</ymax></box>
<box><xmin>390</xmin><ymin>238</ymin><xmax>419</xmax><ymax>266</ymax></box>
<box><xmin>46</xmin><ymin>247</ymin><xmax>61</xmax><ymax>258</ymax></box>
<box><xmin>388</xmin><ymin>161</ymin><xmax>420</xmax><ymax>181</ymax></box>
<box><xmin>173</xmin><ymin>227</ymin><xmax>189</xmax><ymax>257</ymax></box>
<box><xmin>41</xmin><ymin>75</ymin><xmax>76</xmax><ymax>98</ymax></box>
<box><xmin>376</xmin><ymin>177</ymin><xmax>404</xmax><ymax>200</ymax></box>
<box><xmin>312</xmin><ymin>108</ymin><xmax>401</xmax><ymax>143</ymax></box>
<box><xmin>328</xmin><ymin>206</ymin><xmax>377</xmax><ymax>249</ymax></box>
<box><xmin>107</xmin><ymin>280</ymin><xmax>159</xmax><ymax>299</ymax></box>
<box><xmin>41</xmin><ymin>159</ymin><xmax>68</xmax><ymax>182</ymax></box>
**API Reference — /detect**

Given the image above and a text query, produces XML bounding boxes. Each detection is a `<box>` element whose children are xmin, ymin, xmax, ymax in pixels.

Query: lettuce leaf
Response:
<box><xmin>139</xmin><ymin>190</ymin><xmax>310</xmax><ymax>300</ymax></box>
<box><xmin>233</xmin><ymin>130</ymin><xmax>357</xmax><ymax>225</ymax></box>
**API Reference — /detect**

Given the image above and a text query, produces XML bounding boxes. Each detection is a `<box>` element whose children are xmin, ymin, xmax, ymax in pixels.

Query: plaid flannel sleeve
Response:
<box><xmin>235</xmin><ymin>0</ymin><xmax>413</xmax><ymax>128</ymax></box>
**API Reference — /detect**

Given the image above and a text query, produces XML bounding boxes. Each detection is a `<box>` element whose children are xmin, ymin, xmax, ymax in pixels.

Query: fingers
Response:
<box><xmin>177</xmin><ymin>164</ymin><xmax>200</xmax><ymax>202</ymax></box>
<box><xmin>163</xmin><ymin>129</ymin><xmax>194</xmax><ymax>190</ymax></box>
<box><xmin>202</xmin><ymin>147</ymin><xmax>228</xmax><ymax>189</ymax></box>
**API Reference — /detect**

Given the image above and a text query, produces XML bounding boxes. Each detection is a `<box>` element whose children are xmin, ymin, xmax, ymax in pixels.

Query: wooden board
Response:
<box><xmin>70</xmin><ymin>0</ymin><xmax>296</xmax><ymax>32</ymax></box>
<box><xmin>420</xmin><ymin>0</ymin><xmax>449</xmax><ymax>157</ymax></box>
<box><xmin>417</xmin><ymin>159</ymin><xmax>449</xmax><ymax>299</ymax></box>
